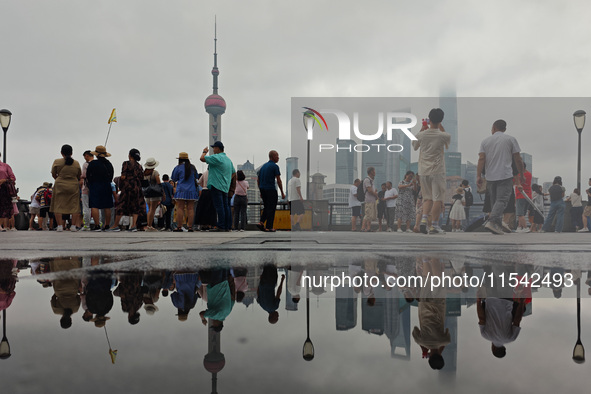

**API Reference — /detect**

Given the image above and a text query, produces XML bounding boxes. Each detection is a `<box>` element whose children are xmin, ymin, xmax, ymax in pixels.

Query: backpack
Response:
<box><xmin>464</xmin><ymin>187</ymin><xmax>473</xmax><ymax>207</ymax></box>
<box><xmin>43</xmin><ymin>188</ymin><xmax>52</xmax><ymax>205</ymax></box>
<box><xmin>357</xmin><ymin>178</ymin><xmax>369</xmax><ymax>202</ymax></box>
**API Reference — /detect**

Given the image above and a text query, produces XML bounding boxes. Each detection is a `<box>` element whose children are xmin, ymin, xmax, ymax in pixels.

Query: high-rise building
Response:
<box><xmin>237</xmin><ymin>160</ymin><xmax>260</xmax><ymax>224</ymax></box>
<box><xmin>445</xmin><ymin>152</ymin><xmax>462</xmax><ymax>177</ymax></box>
<box><xmin>362</xmin><ymin>135</ymin><xmax>388</xmax><ymax>187</ymax></box>
<box><xmin>439</xmin><ymin>87</ymin><xmax>459</xmax><ymax>153</ymax></box>
<box><xmin>335</xmin><ymin>139</ymin><xmax>358</xmax><ymax>185</ymax></box>
<box><xmin>204</xmin><ymin>20</ymin><xmax>226</xmax><ymax>150</ymax></box>
<box><xmin>464</xmin><ymin>161</ymin><xmax>478</xmax><ymax>191</ymax></box>
<box><xmin>521</xmin><ymin>152</ymin><xmax>533</xmax><ymax>175</ymax></box>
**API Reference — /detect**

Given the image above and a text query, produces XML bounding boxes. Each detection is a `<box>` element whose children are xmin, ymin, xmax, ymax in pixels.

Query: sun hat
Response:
<box><xmin>90</xmin><ymin>145</ymin><xmax>111</xmax><ymax>157</ymax></box>
<box><xmin>144</xmin><ymin>157</ymin><xmax>159</xmax><ymax>169</ymax></box>
<box><xmin>177</xmin><ymin>152</ymin><xmax>190</xmax><ymax>160</ymax></box>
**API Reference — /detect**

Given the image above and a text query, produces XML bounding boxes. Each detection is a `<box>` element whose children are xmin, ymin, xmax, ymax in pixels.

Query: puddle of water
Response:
<box><xmin>1</xmin><ymin>257</ymin><xmax>590</xmax><ymax>393</ymax></box>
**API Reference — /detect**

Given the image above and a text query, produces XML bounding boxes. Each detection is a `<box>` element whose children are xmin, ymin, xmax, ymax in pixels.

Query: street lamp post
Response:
<box><xmin>573</xmin><ymin>110</ymin><xmax>586</xmax><ymax>193</ymax></box>
<box><xmin>302</xmin><ymin>282</ymin><xmax>314</xmax><ymax>361</ymax></box>
<box><xmin>303</xmin><ymin>111</ymin><xmax>314</xmax><ymax>200</ymax></box>
<box><xmin>573</xmin><ymin>279</ymin><xmax>585</xmax><ymax>364</ymax></box>
<box><xmin>0</xmin><ymin>310</ymin><xmax>10</xmax><ymax>360</ymax></box>
<box><xmin>0</xmin><ymin>109</ymin><xmax>12</xmax><ymax>164</ymax></box>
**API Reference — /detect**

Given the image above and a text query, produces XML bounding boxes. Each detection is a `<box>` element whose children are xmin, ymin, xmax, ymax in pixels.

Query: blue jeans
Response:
<box><xmin>542</xmin><ymin>200</ymin><xmax>565</xmax><ymax>232</ymax></box>
<box><xmin>487</xmin><ymin>178</ymin><xmax>513</xmax><ymax>226</ymax></box>
<box><xmin>210</xmin><ymin>186</ymin><xmax>231</xmax><ymax>230</ymax></box>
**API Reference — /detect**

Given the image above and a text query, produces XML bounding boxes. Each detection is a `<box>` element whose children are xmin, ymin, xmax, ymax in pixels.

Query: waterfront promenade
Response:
<box><xmin>2</xmin><ymin>230</ymin><xmax>590</xmax><ymax>269</ymax></box>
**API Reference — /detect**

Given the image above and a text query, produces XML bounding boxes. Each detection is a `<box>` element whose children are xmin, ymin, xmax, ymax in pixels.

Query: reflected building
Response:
<box><xmin>384</xmin><ymin>287</ymin><xmax>411</xmax><ymax>360</ymax></box>
<box><xmin>335</xmin><ymin>284</ymin><xmax>358</xmax><ymax>331</ymax></box>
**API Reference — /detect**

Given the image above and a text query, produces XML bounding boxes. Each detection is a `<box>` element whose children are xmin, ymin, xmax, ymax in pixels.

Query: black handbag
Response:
<box><xmin>142</xmin><ymin>173</ymin><xmax>162</xmax><ymax>198</ymax></box>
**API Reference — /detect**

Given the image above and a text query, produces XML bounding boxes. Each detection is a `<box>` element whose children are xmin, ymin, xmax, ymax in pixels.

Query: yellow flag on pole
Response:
<box><xmin>108</xmin><ymin>108</ymin><xmax>117</xmax><ymax>124</ymax></box>
<box><xmin>109</xmin><ymin>348</ymin><xmax>118</xmax><ymax>364</ymax></box>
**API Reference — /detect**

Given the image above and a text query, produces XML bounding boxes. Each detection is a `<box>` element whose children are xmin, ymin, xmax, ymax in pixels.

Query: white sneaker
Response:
<box><xmin>397</xmin><ymin>228</ymin><xmax>403</xmax><ymax>233</ymax></box>
<box><xmin>578</xmin><ymin>228</ymin><xmax>589</xmax><ymax>232</ymax></box>
<box><xmin>405</xmin><ymin>229</ymin><xmax>413</xmax><ymax>233</ymax></box>
<box><xmin>387</xmin><ymin>228</ymin><xmax>392</xmax><ymax>232</ymax></box>
<box><xmin>56</xmin><ymin>225</ymin><xmax>64</xmax><ymax>232</ymax></box>
<box><xmin>428</xmin><ymin>226</ymin><xmax>446</xmax><ymax>234</ymax></box>
<box><xmin>70</xmin><ymin>226</ymin><xmax>78</xmax><ymax>232</ymax></box>
<box><xmin>81</xmin><ymin>226</ymin><xmax>90</xmax><ymax>231</ymax></box>
<box><xmin>501</xmin><ymin>222</ymin><xmax>512</xmax><ymax>233</ymax></box>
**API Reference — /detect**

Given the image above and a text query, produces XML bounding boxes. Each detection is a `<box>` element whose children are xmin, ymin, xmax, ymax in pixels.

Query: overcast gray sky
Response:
<box><xmin>2</xmin><ymin>0</ymin><xmax>591</xmax><ymax>196</ymax></box>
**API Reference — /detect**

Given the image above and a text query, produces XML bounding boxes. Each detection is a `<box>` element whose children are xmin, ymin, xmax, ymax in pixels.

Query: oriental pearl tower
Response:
<box><xmin>204</xmin><ymin>19</ymin><xmax>226</xmax><ymax>150</ymax></box>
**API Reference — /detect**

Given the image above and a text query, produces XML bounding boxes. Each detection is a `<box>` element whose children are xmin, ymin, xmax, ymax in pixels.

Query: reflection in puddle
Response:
<box><xmin>1</xmin><ymin>256</ymin><xmax>590</xmax><ymax>393</ymax></box>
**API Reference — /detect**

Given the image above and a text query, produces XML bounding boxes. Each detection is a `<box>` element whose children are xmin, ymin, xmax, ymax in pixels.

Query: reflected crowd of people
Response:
<box><xmin>1</xmin><ymin>256</ymin><xmax>590</xmax><ymax>373</ymax></box>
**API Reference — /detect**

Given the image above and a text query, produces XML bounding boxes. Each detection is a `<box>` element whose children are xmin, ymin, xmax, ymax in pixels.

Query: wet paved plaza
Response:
<box><xmin>1</xmin><ymin>231</ymin><xmax>590</xmax><ymax>393</ymax></box>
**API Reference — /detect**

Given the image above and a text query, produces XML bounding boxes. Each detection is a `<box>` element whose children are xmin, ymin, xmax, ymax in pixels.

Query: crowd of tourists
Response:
<box><xmin>0</xmin><ymin>108</ymin><xmax>588</xmax><ymax>234</ymax></box>
<box><xmin>0</xmin><ymin>141</ymin><xmax>299</xmax><ymax>233</ymax></box>
<box><xmin>348</xmin><ymin>108</ymin><xmax>586</xmax><ymax>235</ymax></box>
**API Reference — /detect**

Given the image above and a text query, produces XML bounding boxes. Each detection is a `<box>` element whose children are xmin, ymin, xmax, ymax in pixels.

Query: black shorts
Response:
<box><xmin>39</xmin><ymin>208</ymin><xmax>54</xmax><ymax>219</ymax></box>
<box><xmin>533</xmin><ymin>211</ymin><xmax>544</xmax><ymax>225</ymax></box>
<box><xmin>352</xmin><ymin>206</ymin><xmax>361</xmax><ymax>217</ymax></box>
<box><xmin>289</xmin><ymin>200</ymin><xmax>305</xmax><ymax>215</ymax></box>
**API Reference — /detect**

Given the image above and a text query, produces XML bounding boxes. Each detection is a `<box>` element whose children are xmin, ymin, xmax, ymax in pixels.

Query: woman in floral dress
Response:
<box><xmin>396</xmin><ymin>171</ymin><xmax>416</xmax><ymax>232</ymax></box>
<box><xmin>111</xmin><ymin>149</ymin><xmax>145</xmax><ymax>231</ymax></box>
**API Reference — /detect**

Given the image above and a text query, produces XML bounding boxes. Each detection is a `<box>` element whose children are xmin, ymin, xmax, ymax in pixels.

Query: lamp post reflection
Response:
<box><xmin>0</xmin><ymin>310</ymin><xmax>10</xmax><ymax>360</ymax></box>
<box><xmin>573</xmin><ymin>278</ymin><xmax>585</xmax><ymax>364</ymax></box>
<box><xmin>303</xmin><ymin>282</ymin><xmax>314</xmax><ymax>361</ymax></box>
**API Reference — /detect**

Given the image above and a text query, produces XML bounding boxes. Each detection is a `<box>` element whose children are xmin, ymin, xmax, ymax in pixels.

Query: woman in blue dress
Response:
<box><xmin>171</xmin><ymin>152</ymin><xmax>199</xmax><ymax>232</ymax></box>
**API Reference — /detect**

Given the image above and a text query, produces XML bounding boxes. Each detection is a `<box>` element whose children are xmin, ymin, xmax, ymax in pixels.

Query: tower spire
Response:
<box><xmin>212</xmin><ymin>15</ymin><xmax>219</xmax><ymax>94</ymax></box>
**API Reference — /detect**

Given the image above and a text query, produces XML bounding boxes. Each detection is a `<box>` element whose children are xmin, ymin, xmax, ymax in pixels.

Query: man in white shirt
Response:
<box><xmin>477</xmin><ymin>296</ymin><xmax>525</xmax><ymax>358</ymax></box>
<box><xmin>477</xmin><ymin>119</ymin><xmax>524</xmax><ymax>235</ymax></box>
<box><xmin>287</xmin><ymin>169</ymin><xmax>304</xmax><ymax>231</ymax></box>
<box><xmin>412</xmin><ymin>108</ymin><xmax>451</xmax><ymax>234</ymax></box>
<box><xmin>383</xmin><ymin>181</ymin><xmax>398</xmax><ymax>232</ymax></box>
<box><xmin>349</xmin><ymin>179</ymin><xmax>362</xmax><ymax>231</ymax></box>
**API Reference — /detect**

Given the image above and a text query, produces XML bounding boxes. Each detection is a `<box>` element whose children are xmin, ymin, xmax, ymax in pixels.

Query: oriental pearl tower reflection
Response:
<box><xmin>204</xmin><ymin>319</ymin><xmax>225</xmax><ymax>394</ymax></box>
